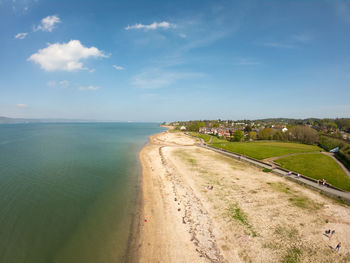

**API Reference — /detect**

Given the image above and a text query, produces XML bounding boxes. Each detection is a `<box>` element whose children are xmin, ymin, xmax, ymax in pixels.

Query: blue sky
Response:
<box><xmin>0</xmin><ymin>0</ymin><xmax>349</xmax><ymax>121</ymax></box>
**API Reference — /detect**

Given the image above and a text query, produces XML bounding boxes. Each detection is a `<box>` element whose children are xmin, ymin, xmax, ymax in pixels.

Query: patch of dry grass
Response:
<box><xmin>267</xmin><ymin>181</ymin><xmax>322</xmax><ymax>210</ymax></box>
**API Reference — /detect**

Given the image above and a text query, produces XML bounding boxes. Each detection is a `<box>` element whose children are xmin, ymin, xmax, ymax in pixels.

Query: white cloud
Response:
<box><xmin>79</xmin><ymin>85</ymin><xmax>100</xmax><ymax>91</ymax></box>
<box><xmin>48</xmin><ymin>80</ymin><xmax>70</xmax><ymax>88</ymax></box>
<box><xmin>28</xmin><ymin>40</ymin><xmax>108</xmax><ymax>72</ymax></box>
<box><xmin>132</xmin><ymin>69</ymin><xmax>203</xmax><ymax>89</ymax></box>
<box><xmin>34</xmin><ymin>15</ymin><xmax>61</xmax><ymax>32</ymax></box>
<box><xmin>16</xmin><ymin>104</ymin><xmax>28</xmax><ymax>108</ymax></box>
<box><xmin>89</xmin><ymin>68</ymin><xmax>96</xmax><ymax>73</ymax></box>
<box><xmin>125</xmin><ymin>21</ymin><xmax>175</xmax><ymax>31</ymax></box>
<box><xmin>15</xmin><ymin>32</ymin><xmax>28</xmax><ymax>39</ymax></box>
<box><xmin>179</xmin><ymin>33</ymin><xmax>187</xmax><ymax>38</ymax></box>
<box><xmin>113</xmin><ymin>65</ymin><xmax>124</xmax><ymax>70</ymax></box>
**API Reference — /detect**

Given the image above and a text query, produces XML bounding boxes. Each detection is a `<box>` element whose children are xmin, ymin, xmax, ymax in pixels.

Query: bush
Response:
<box><xmin>319</xmin><ymin>135</ymin><xmax>345</xmax><ymax>151</ymax></box>
<box><xmin>318</xmin><ymin>136</ymin><xmax>350</xmax><ymax>170</ymax></box>
<box><xmin>234</xmin><ymin>130</ymin><xmax>244</xmax><ymax>142</ymax></box>
<box><xmin>336</xmin><ymin>145</ymin><xmax>350</xmax><ymax>170</ymax></box>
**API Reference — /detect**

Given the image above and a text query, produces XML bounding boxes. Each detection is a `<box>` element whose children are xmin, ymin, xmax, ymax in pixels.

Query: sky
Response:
<box><xmin>0</xmin><ymin>0</ymin><xmax>350</xmax><ymax>122</ymax></box>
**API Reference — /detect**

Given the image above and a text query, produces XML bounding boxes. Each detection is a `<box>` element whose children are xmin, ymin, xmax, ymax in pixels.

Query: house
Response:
<box><xmin>180</xmin><ymin>126</ymin><xmax>186</xmax><ymax>131</ymax></box>
<box><xmin>282</xmin><ymin>127</ymin><xmax>288</xmax><ymax>133</ymax></box>
<box><xmin>217</xmin><ymin>128</ymin><xmax>231</xmax><ymax>137</ymax></box>
<box><xmin>199</xmin><ymin>127</ymin><xmax>218</xmax><ymax>135</ymax></box>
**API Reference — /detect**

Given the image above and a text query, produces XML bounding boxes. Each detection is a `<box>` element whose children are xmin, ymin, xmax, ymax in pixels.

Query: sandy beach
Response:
<box><xmin>134</xmin><ymin>130</ymin><xmax>350</xmax><ymax>262</ymax></box>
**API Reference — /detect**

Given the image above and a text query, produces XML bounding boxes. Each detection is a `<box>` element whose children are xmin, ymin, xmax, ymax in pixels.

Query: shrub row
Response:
<box><xmin>318</xmin><ymin>136</ymin><xmax>350</xmax><ymax>170</ymax></box>
<box><xmin>336</xmin><ymin>145</ymin><xmax>350</xmax><ymax>171</ymax></box>
<box><xmin>318</xmin><ymin>135</ymin><xmax>346</xmax><ymax>151</ymax></box>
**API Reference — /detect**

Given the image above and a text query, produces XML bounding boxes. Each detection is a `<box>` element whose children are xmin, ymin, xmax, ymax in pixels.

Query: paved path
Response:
<box><xmin>262</xmin><ymin>151</ymin><xmax>321</xmax><ymax>165</ymax></box>
<box><xmin>194</xmin><ymin>139</ymin><xmax>350</xmax><ymax>205</ymax></box>
<box><xmin>322</xmin><ymin>152</ymin><xmax>350</xmax><ymax>179</ymax></box>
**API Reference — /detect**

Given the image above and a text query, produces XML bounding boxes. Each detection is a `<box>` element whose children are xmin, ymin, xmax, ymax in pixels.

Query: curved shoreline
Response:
<box><xmin>127</xmin><ymin>130</ymin><xmax>350</xmax><ymax>262</ymax></box>
<box><xmin>124</xmin><ymin>130</ymin><xmax>168</xmax><ymax>263</ymax></box>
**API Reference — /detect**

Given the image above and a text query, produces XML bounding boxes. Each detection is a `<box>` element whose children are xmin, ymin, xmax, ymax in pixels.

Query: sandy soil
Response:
<box><xmin>135</xmin><ymin>131</ymin><xmax>350</xmax><ymax>263</ymax></box>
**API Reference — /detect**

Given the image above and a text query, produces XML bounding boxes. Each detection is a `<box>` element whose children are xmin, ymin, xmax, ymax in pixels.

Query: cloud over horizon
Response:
<box><xmin>125</xmin><ymin>21</ymin><xmax>175</xmax><ymax>30</ymax></box>
<box><xmin>28</xmin><ymin>40</ymin><xmax>108</xmax><ymax>71</ymax></box>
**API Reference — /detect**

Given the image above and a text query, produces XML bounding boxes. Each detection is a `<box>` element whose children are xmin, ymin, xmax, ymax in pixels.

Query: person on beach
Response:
<box><xmin>330</xmin><ymin>230</ymin><xmax>335</xmax><ymax>238</ymax></box>
<box><xmin>297</xmin><ymin>173</ymin><xmax>301</xmax><ymax>178</ymax></box>
<box><xmin>325</xmin><ymin>229</ymin><xmax>331</xmax><ymax>235</ymax></box>
<box><xmin>335</xmin><ymin>242</ymin><xmax>341</xmax><ymax>252</ymax></box>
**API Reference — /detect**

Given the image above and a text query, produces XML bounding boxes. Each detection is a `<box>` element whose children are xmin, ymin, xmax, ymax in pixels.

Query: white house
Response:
<box><xmin>282</xmin><ymin>127</ymin><xmax>288</xmax><ymax>133</ymax></box>
<box><xmin>180</xmin><ymin>126</ymin><xmax>186</xmax><ymax>131</ymax></box>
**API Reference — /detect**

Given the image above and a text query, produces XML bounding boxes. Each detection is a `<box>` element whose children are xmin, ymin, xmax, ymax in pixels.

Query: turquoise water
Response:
<box><xmin>0</xmin><ymin>123</ymin><xmax>163</xmax><ymax>263</ymax></box>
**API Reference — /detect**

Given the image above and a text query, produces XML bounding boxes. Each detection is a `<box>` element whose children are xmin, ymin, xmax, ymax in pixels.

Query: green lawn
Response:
<box><xmin>275</xmin><ymin>153</ymin><xmax>350</xmax><ymax>192</ymax></box>
<box><xmin>189</xmin><ymin>132</ymin><xmax>212</xmax><ymax>143</ymax></box>
<box><xmin>210</xmin><ymin>140</ymin><xmax>321</xmax><ymax>160</ymax></box>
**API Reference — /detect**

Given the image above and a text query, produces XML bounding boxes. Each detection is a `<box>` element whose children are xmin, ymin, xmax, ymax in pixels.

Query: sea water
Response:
<box><xmin>0</xmin><ymin>122</ymin><xmax>164</xmax><ymax>263</ymax></box>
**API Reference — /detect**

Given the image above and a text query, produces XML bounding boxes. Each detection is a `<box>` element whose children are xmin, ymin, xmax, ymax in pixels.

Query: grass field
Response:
<box><xmin>189</xmin><ymin>132</ymin><xmax>350</xmax><ymax>192</ymax></box>
<box><xmin>209</xmin><ymin>140</ymin><xmax>321</xmax><ymax>160</ymax></box>
<box><xmin>275</xmin><ymin>153</ymin><xmax>350</xmax><ymax>191</ymax></box>
<box><xmin>189</xmin><ymin>132</ymin><xmax>212</xmax><ymax>143</ymax></box>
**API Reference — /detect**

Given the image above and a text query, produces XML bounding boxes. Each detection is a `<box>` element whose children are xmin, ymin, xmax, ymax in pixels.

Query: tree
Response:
<box><xmin>244</xmin><ymin>125</ymin><xmax>252</xmax><ymax>132</ymax></box>
<box><xmin>288</xmin><ymin>125</ymin><xmax>318</xmax><ymax>144</ymax></box>
<box><xmin>248</xmin><ymin>131</ymin><xmax>257</xmax><ymax>140</ymax></box>
<box><xmin>273</xmin><ymin>131</ymin><xmax>285</xmax><ymax>141</ymax></box>
<box><xmin>258</xmin><ymin>128</ymin><xmax>275</xmax><ymax>140</ymax></box>
<box><xmin>234</xmin><ymin>130</ymin><xmax>244</xmax><ymax>142</ymax></box>
<box><xmin>211</xmin><ymin>122</ymin><xmax>220</xmax><ymax>128</ymax></box>
<box><xmin>187</xmin><ymin>121</ymin><xmax>205</xmax><ymax>131</ymax></box>
<box><xmin>326</xmin><ymin>121</ymin><xmax>338</xmax><ymax>131</ymax></box>
<box><xmin>335</xmin><ymin>118</ymin><xmax>350</xmax><ymax>133</ymax></box>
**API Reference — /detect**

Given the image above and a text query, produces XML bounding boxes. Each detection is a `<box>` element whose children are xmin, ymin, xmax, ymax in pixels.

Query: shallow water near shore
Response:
<box><xmin>0</xmin><ymin>122</ymin><xmax>164</xmax><ymax>263</ymax></box>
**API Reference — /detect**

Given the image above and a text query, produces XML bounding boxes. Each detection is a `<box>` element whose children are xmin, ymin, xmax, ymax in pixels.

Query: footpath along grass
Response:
<box><xmin>275</xmin><ymin>153</ymin><xmax>350</xmax><ymax>192</ymax></box>
<box><xmin>189</xmin><ymin>132</ymin><xmax>350</xmax><ymax>192</ymax></box>
<box><xmin>189</xmin><ymin>132</ymin><xmax>321</xmax><ymax>159</ymax></box>
<box><xmin>210</xmin><ymin>140</ymin><xmax>321</xmax><ymax>160</ymax></box>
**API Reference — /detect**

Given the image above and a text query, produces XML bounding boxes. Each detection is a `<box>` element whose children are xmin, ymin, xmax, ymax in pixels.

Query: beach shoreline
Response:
<box><xmin>133</xmin><ymin>131</ymin><xmax>350</xmax><ymax>262</ymax></box>
<box><xmin>124</xmin><ymin>128</ymin><xmax>170</xmax><ymax>263</ymax></box>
